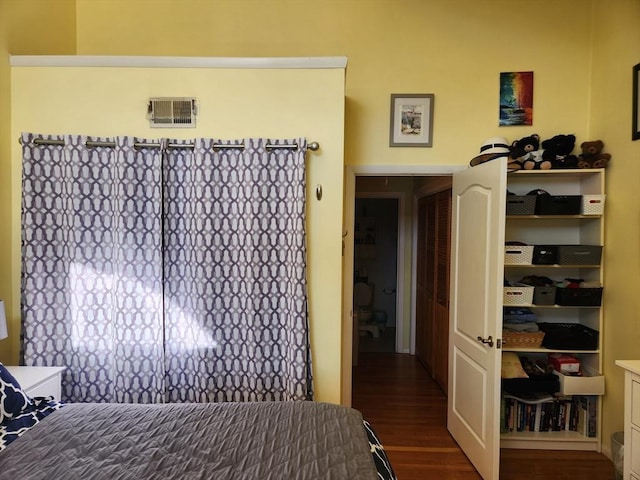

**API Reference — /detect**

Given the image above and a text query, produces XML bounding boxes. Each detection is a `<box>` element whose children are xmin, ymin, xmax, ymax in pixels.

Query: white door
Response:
<box><xmin>447</xmin><ymin>159</ymin><xmax>506</xmax><ymax>480</ymax></box>
<box><xmin>341</xmin><ymin>167</ymin><xmax>356</xmax><ymax>406</ymax></box>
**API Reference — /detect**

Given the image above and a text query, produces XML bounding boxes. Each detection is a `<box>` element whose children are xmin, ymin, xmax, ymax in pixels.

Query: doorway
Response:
<box><xmin>353</xmin><ymin>196</ymin><xmax>400</xmax><ymax>354</ymax></box>
<box><xmin>343</xmin><ymin>167</ymin><xmax>463</xmax><ymax>407</ymax></box>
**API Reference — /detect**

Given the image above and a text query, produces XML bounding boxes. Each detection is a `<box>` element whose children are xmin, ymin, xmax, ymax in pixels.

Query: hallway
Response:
<box><xmin>352</xmin><ymin>352</ymin><xmax>615</xmax><ymax>480</ymax></box>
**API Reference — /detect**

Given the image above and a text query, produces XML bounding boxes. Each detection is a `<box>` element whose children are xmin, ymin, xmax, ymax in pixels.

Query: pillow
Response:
<box><xmin>501</xmin><ymin>352</ymin><xmax>529</xmax><ymax>379</ymax></box>
<box><xmin>0</xmin><ymin>363</ymin><xmax>33</xmax><ymax>423</ymax></box>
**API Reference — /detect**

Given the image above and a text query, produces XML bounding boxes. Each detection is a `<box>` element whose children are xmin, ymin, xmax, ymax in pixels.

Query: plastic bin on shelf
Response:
<box><xmin>581</xmin><ymin>195</ymin><xmax>605</xmax><ymax>215</ymax></box>
<box><xmin>504</xmin><ymin>245</ymin><xmax>534</xmax><ymax>265</ymax></box>
<box><xmin>555</xmin><ymin>286</ymin><xmax>603</xmax><ymax>306</ymax></box>
<box><xmin>535</xmin><ymin>195</ymin><xmax>582</xmax><ymax>215</ymax></box>
<box><xmin>552</xmin><ymin>368</ymin><xmax>605</xmax><ymax>395</ymax></box>
<box><xmin>556</xmin><ymin>245</ymin><xmax>602</xmax><ymax>265</ymax></box>
<box><xmin>506</xmin><ymin>195</ymin><xmax>537</xmax><ymax>215</ymax></box>
<box><xmin>503</xmin><ymin>283</ymin><xmax>534</xmax><ymax>306</ymax></box>
<box><xmin>538</xmin><ymin>323</ymin><xmax>599</xmax><ymax>350</ymax></box>
<box><xmin>532</xmin><ymin>245</ymin><xmax>557</xmax><ymax>265</ymax></box>
<box><xmin>533</xmin><ymin>285</ymin><xmax>557</xmax><ymax>305</ymax></box>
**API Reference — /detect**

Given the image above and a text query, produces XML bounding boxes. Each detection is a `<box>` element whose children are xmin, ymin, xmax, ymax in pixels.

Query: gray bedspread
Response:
<box><xmin>0</xmin><ymin>401</ymin><xmax>378</xmax><ymax>480</ymax></box>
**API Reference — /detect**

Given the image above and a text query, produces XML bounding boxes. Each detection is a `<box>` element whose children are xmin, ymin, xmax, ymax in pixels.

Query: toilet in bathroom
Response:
<box><xmin>354</xmin><ymin>282</ymin><xmax>380</xmax><ymax>337</ymax></box>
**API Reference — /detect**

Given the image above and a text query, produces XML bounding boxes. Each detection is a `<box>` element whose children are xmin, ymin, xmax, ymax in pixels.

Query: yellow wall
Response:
<box><xmin>3</xmin><ymin>0</ymin><xmax>640</xmax><ymax>458</ymax></box>
<box><xmin>10</xmin><ymin>63</ymin><xmax>346</xmax><ymax>404</ymax></box>
<box><xmin>590</xmin><ymin>0</ymin><xmax>640</xmax><ymax>457</ymax></box>
<box><xmin>0</xmin><ymin>0</ymin><xmax>76</xmax><ymax>364</ymax></box>
<box><xmin>74</xmin><ymin>0</ymin><xmax>595</xmax><ymax>165</ymax></box>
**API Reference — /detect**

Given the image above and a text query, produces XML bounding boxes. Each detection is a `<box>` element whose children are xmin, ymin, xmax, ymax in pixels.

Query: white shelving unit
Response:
<box><xmin>500</xmin><ymin>169</ymin><xmax>605</xmax><ymax>451</ymax></box>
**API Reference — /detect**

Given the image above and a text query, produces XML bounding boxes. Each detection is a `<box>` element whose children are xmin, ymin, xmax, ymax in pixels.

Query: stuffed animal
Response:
<box><xmin>577</xmin><ymin>140</ymin><xmax>611</xmax><ymax>169</ymax></box>
<box><xmin>541</xmin><ymin>134</ymin><xmax>578</xmax><ymax>169</ymax></box>
<box><xmin>510</xmin><ymin>134</ymin><xmax>547</xmax><ymax>170</ymax></box>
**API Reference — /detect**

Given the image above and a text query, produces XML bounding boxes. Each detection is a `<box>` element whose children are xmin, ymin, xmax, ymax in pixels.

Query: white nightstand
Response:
<box><xmin>5</xmin><ymin>366</ymin><xmax>65</xmax><ymax>400</ymax></box>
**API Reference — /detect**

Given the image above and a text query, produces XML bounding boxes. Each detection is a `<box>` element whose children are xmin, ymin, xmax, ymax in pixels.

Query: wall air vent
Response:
<box><xmin>148</xmin><ymin>97</ymin><xmax>197</xmax><ymax>128</ymax></box>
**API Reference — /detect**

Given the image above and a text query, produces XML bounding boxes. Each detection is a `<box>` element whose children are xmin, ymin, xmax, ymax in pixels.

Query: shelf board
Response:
<box><xmin>508</xmin><ymin>169</ymin><xmax>602</xmax><ymax>175</ymax></box>
<box><xmin>504</xmin><ymin>264</ymin><xmax>600</xmax><ymax>268</ymax></box>
<box><xmin>506</xmin><ymin>215</ymin><xmax>601</xmax><ymax>220</ymax></box>
<box><xmin>504</xmin><ymin>304</ymin><xmax>600</xmax><ymax>309</ymax></box>
<box><xmin>501</xmin><ymin>430</ymin><xmax>599</xmax><ymax>451</ymax></box>
<box><xmin>502</xmin><ymin>347</ymin><xmax>599</xmax><ymax>354</ymax></box>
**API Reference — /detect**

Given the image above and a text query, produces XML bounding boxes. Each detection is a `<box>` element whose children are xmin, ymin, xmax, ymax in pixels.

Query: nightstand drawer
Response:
<box><xmin>632</xmin><ymin>426</ymin><xmax>640</xmax><ymax>477</ymax></box>
<box><xmin>25</xmin><ymin>374</ymin><xmax>61</xmax><ymax>399</ymax></box>
<box><xmin>633</xmin><ymin>379</ymin><xmax>640</xmax><ymax>428</ymax></box>
<box><xmin>6</xmin><ymin>366</ymin><xmax>65</xmax><ymax>400</ymax></box>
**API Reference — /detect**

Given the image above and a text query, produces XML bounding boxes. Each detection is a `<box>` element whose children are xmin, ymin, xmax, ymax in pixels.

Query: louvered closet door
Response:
<box><xmin>415</xmin><ymin>197</ymin><xmax>430</xmax><ymax>372</ymax></box>
<box><xmin>433</xmin><ymin>190</ymin><xmax>452</xmax><ymax>393</ymax></box>
<box><xmin>415</xmin><ymin>191</ymin><xmax>451</xmax><ymax>391</ymax></box>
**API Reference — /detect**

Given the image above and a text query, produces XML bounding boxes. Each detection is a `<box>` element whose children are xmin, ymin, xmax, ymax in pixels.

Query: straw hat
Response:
<box><xmin>470</xmin><ymin>137</ymin><xmax>512</xmax><ymax>166</ymax></box>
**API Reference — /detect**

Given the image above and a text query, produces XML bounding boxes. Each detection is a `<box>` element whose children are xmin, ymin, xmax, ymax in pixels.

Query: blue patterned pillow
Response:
<box><xmin>0</xmin><ymin>363</ymin><xmax>33</xmax><ymax>423</ymax></box>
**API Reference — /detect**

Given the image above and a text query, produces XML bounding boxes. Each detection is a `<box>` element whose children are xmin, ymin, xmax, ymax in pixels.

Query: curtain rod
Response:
<box><xmin>21</xmin><ymin>138</ymin><xmax>320</xmax><ymax>152</ymax></box>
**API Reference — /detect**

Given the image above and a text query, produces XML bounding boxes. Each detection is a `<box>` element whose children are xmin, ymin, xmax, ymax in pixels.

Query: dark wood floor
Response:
<box><xmin>352</xmin><ymin>352</ymin><xmax>615</xmax><ymax>480</ymax></box>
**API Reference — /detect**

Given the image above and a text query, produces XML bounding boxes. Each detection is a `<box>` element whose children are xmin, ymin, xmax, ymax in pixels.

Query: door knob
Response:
<box><xmin>477</xmin><ymin>335</ymin><xmax>494</xmax><ymax>347</ymax></box>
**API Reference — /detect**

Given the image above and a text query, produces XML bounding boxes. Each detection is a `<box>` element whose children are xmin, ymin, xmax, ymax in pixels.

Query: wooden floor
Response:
<box><xmin>352</xmin><ymin>352</ymin><xmax>615</xmax><ymax>480</ymax></box>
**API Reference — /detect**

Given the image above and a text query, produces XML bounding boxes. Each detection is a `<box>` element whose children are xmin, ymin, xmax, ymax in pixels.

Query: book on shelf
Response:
<box><xmin>501</xmin><ymin>393</ymin><xmax>595</xmax><ymax>435</ymax></box>
<box><xmin>575</xmin><ymin>395</ymin><xmax>598</xmax><ymax>438</ymax></box>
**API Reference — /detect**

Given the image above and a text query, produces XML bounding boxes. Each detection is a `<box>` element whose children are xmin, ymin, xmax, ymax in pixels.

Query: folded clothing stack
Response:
<box><xmin>503</xmin><ymin>307</ymin><xmax>538</xmax><ymax>332</ymax></box>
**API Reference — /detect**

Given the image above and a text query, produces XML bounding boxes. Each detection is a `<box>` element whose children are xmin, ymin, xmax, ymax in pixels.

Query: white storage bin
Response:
<box><xmin>504</xmin><ymin>245</ymin><xmax>534</xmax><ymax>265</ymax></box>
<box><xmin>553</xmin><ymin>367</ymin><xmax>605</xmax><ymax>395</ymax></box>
<box><xmin>503</xmin><ymin>283</ymin><xmax>534</xmax><ymax>306</ymax></box>
<box><xmin>581</xmin><ymin>195</ymin><xmax>605</xmax><ymax>215</ymax></box>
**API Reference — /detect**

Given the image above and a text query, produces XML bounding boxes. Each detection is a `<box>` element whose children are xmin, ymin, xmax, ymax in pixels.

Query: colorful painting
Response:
<box><xmin>499</xmin><ymin>71</ymin><xmax>534</xmax><ymax>126</ymax></box>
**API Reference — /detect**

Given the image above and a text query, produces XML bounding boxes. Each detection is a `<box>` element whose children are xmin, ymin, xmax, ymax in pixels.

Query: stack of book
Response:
<box><xmin>501</xmin><ymin>392</ymin><xmax>597</xmax><ymax>437</ymax></box>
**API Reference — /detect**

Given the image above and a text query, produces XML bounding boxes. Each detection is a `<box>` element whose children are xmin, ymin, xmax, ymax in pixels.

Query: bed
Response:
<box><xmin>0</xmin><ymin>365</ymin><xmax>396</xmax><ymax>479</ymax></box>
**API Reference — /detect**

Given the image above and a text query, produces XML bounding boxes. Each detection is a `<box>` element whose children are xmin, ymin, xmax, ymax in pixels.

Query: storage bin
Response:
<box><xmin>502</xmin><ymin>374</ymin><xmax>560</xmax><ymax>395</ymax></box>
<box><xmin>532</xmin><ymin>245</ymin><xmax>557</xmax><ymax>265</ymax></box>
<box><xmin>555</xmin><ymin>286</ymin><xmax>603</xmax><ymax>306</ymax></box>
<box><xmin>503</xmin><ymin>283</ymin><xmax>535</xmax><ymax>306</ymax></box>
<box><xmin>556</xmin><ymin>245</ymin><xmax>602</xmax><ymax>265</ymax></box>
<box><xmin>552</xmin><ymin>367</ymin><xmax>605</xmax><ymax>395</ymax></box>
<box><xmin>535</xmin><ymin>195</ymin><xmax>582</xmax><ymax>215</ymax></box>
<box><xmin>538</xmin><ymin>323</ymin><xmax>599</xmax><ymax>350</ymax></box>
<box><xmin>533</xmin><ymin>285</ymin><xmax>557</xmax><ymax>305</ymax></box>
<box><xmin>581</xmin><ymin>194</ymin><xmax>605</xmax><ymax>215</ymax></box>
<box><xmin>506</xmin><ymin>195</ymin><xmax>537</xmax><ymax>215</ymax></box>
<box><xmin>504</xmin><ymin>245</ymin><xmax>534</xmax><ymax>265</ymax></box>
<box><xmin>502</xmin><ymin>330</ymin><xmax>545</xmax><ymax>348</ymax></box>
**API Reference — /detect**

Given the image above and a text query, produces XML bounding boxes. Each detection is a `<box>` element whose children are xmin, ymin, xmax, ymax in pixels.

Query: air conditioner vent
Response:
<box><xmin>148</xmin><ymin>97</ymin><xmax>197</xmax><ymax>128</ymax></box>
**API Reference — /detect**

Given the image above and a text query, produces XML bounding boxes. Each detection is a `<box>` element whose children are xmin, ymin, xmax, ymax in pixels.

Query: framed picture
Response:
<box><xmin>499</xmin><ymin>71</ymin><xmax>534</xmax><ymax>126</ymax></box>
<box><xmin>633</xmin><ymin>63</ymin><xmax>640</xmax><ymax>141</ymax></box>
<box><xmin>389</xmin><ymin>94</ymin><xmax>434</xmax><ymax>147</ymax></box>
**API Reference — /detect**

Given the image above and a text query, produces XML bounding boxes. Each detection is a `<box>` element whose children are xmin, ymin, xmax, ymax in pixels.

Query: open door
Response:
<box><xmin>447</xmin><ymin>159</ymin><xmax>506</xmax><ymax>480</ymax></box>
<box><xmin>341</xmin><ymin>166</ymin><xmax>356</xmax><ymax>406</ymax></box>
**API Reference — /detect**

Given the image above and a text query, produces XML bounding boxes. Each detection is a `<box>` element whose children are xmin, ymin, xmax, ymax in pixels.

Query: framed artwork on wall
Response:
<box><xmin>389</xmin><ymin>93</ymin><xmax>434</xmax><ymax>147</ymax></box>
<box><xmin>633</xmin><ymin>63</ymin><xmax>640</xmax><ymax>141</ymax></box>
<box><xmin>499</xmin><ymin>71</ymin><xmax>534</xmax><ymax>126</ymax></box>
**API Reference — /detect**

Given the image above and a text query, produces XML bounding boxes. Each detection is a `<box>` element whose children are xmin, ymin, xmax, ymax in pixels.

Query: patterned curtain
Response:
<box><xmin>21</xmin><ymin>133</ymin><xmax>165</xmax><ymax>403</ymax></box>
<box><xmin>163</xmin><ymin>138</ymin><xmax>312</xmax><ymax>402</ymax></box>
<box><xmin>21</xmin><ymin>134</ymin><xmax>313</xmax><ymax>403</ymax></box>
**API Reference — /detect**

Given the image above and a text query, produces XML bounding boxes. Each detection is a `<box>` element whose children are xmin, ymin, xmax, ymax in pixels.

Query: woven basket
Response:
<box><xmin>502</xmin><ymin>330</ymin><xmax>545</xmax><ymax>348</ymax></box>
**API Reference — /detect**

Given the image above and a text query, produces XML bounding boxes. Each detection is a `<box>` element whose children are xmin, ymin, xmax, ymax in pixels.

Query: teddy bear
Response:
<box><xmin>509</xmin><ymin>134</ymin><xmax>548</xmax><ymax>170</ymax></box>
<box><xmin>577</xmin><ymin>140</ymin><xmax>611</xmax><ymax>169</ymax></box>
<box><xmin>541</xmin><ymin>134</ymin><xmax>579</xmax><ymax>169</ymax></box>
